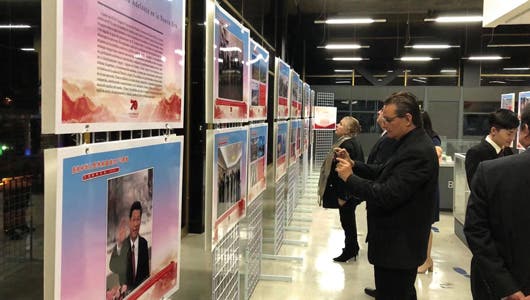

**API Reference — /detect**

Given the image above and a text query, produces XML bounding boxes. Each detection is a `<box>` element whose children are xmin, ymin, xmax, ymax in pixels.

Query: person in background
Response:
<box><xmin>464</xmin><ymin>104</ymin><xmax>530</xmax><ymax>300</ymax></box>
<box><xmin>465</xmin><ymin>108</ymin><xmax>519</xmax><ymax>186</ymax></box>
<box><xmin>318</xmin><ymin>116</ymin><xmax>364</xmax><ymax>262</ymax></box>
<box><xmin>417</xmin><ymin>111</ymin><xmax>443</xmax><ymax>274</ymax></box>
<box><xmin>336</xmin><ymin>91</ymin><xmax>438</xmax><ymax>300</ymax></box>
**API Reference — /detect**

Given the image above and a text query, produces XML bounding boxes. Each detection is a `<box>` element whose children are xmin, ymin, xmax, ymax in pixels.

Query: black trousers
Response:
<box><xmin>374</xmin><ymin>265</ymin><xmax>417</xmax><ymax>300</ymax></box>
<box><xmin>338</xmin><ymin>203</ymin><xmax>359</xmax><ymax>254</ymax></box>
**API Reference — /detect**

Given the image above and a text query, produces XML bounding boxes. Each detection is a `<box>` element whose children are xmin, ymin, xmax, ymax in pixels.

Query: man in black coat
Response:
<box><xmin>110</xmin><ymin>201</ymin><xmax>150</xmax><ymax>293</ymax></box>
<box><xmin>465</xmin><ymin>108</ymin><xmax>519</xmax><ymax>186</ymax></box>
<box><xmin>464</xmin><ymin>104</ymin><xmax>530</xmax><ymax>300</ymax></box>
<box><xmin>336</xmin><ymin>91</ymin><xmax>438</xmax><ymax>300</ymax></box>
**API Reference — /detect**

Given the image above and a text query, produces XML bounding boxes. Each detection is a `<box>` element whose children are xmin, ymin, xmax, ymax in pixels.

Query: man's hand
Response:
<box><xmin>335</xmin><ymin>157</ymin><xmax>354</xmax><ymax>181</ymax></box>
<box><xmin>116</xmin><ymin>218</ymin><xmax>127</xmax><ymax>248</ymax></box>
<box><xmin>333</xmin><ymin>148</ymin><xmax>354</xmax><ymax>165</ymax></box>
<box><xmin>503</xmin><ymin>291</ymin><xmax>526</xmax><ymax>300</ymax></box>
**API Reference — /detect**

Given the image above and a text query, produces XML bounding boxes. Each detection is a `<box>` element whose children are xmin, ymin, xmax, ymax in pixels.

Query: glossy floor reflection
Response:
<box><xmin>252</xmin><ymin>179</ymin><xmax>473</xmax><ymax>300</ymax></box>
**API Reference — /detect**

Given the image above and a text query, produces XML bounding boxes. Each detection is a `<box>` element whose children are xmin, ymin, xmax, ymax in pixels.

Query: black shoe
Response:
<box><xmin>364</xmin><ymin>288</ymin><xmax>376</xmax><ymax>298</ymax></box>
<box><xmin>333</xmin><ymin>249</ymin><xmax>357</xmax><ymax>262</ymax></box>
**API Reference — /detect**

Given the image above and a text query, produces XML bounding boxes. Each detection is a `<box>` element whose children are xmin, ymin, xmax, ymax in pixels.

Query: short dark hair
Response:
<box><xmin>521</xmin><ymin>104</ymin><xmax>530</xmax><ymax>129</ymax></box>
<box><xmin>129</xmin><ymin>201</ymin><xmax>143</xmax><ymax>218</ymax></box>
<box><xmin>384</xmin><ymin>91</ymin><xmax>423</xmax><ymax>128</ymax></box>
<box><xmin>489</xmin><ymin>108</ymin><xmax>519</xmax><ymax>129</ymax></box>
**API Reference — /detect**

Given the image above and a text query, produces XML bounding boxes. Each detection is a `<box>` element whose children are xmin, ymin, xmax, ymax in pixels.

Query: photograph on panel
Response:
<box><xmin>216</xmin><ymin>142</ymin><xmax>243</xmax><ymax>217</ymax></box>
<box><xmin>217</xmin><ymin>21</ymin><xmax>244</xmax><ymax>101</ymax></box>
<box><xmin>106</xmin><ymin>168</ymin><xmax>153</xmax><ymax>299</ymax></box>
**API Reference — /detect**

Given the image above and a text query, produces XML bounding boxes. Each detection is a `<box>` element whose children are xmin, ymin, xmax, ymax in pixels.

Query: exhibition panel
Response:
<box><xmin>274</xmin><ymin>58</ymin><xmax>291</xmax><ymax>119</ymax></box>
<box><xmin>501</xmin><ymin>93</ymin><xmax>516</xmax><ymax>111</ymax></box>
<box><xmin>248</xmin><ymin>40</ymin><xmax>269</xmax><ymax>121</ymax></box>
<box><xmin>289</xmin><ymin>71</ymin><xmax>302</xmax><ymax>119</ymax></box>
<box><xmin>274</xmin><ymin>121</ymin><xmax>289</xmax><ymax>182</ymax></box>
<box><xmin>517</xmin><ymin>91</ymin><xmax>530</xmax><ymax>149</ymax></box>
<box><xmin>248</xmin><ymin>124</ymin><xmax>268</xmax><ymax>204</ymax></box>
<box><xmin>302</xmin><ymin>83</ymin><xmax>311</xmax><ymax>119</ymax></box>
<box><xmin>42</xmin><ymin>0</ymin><xmax>186</xmax><ymax>133</ymax></box>
<box><xmin>44</xmin><ymin>135</ymin><xmax>184</xmax><ymax>300</ymax></box>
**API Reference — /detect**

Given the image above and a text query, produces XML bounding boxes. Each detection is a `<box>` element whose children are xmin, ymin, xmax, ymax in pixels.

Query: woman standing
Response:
<box><xmin>318</xmin><ymin>116</ymin><xmax>364</xmax><ymax>262</ymax></box>
<box><xmin>418</xmin><ymin>111</ymin><xmax>443</xmax><ymax>273</ymax></box>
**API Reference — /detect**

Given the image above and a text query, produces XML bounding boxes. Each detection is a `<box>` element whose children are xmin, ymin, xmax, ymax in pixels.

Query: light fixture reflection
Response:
<box><xmin>399</xmin><ymin>56</ymin><xmax>434</xmax><ymax>61</ymax></box>
<box><xmin>467</xmin><ymin>56</ymin><xmax>504</xmax><ymax>60</ymax></box>
<box><xmin>0</xmin><ymin>24</ymin><xmax>31</xmax><ymax>29</ymax></box>
<box><xmin>424</xmin><ymin>16</ymin><xmax>483</xmax><ymax>23</ymax></box>
<box><xmin>316</xmin><ymin>18</ymin><xmax>387</xmax><ymax>24</ymax></box>
<box><xmin>332</xmin><ymin>57</ymin><xmax>365</xmax><ymax>61</ymax></box>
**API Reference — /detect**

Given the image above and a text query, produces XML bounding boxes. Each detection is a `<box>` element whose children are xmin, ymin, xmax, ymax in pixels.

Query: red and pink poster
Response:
<box><xmin>313</xmin><ymin>106</ymin><xmax>337</xmax><ymax>130</ymax></box>
<box><xmin>43</xmin><ymin>0</ymin><xmax>185</xmax><ymax>133</ymax></box>
<box><xmin>289</xmin><ymin>71</ymin><xmax>302</xmax><ymax>119</ymax></box>
<box><xmin>249</xmin><ymin>40</ymin><xmax>269</xmax><ymax>121</ymax></box>
<box><xmin>274</xmin><ymin>58</ymin><xmax>290</xmax><ymax>119</ymax></box>
<box><xmin>248</xmin><ymin>123</ymin><xmax>268</xmax><ymax>203</ymax></box>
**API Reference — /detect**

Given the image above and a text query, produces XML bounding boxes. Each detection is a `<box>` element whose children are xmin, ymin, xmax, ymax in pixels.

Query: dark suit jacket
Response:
<box><xmin>344</xmin><ymin>128</ymin><xmax>439</xmax><ymax>269</ymax></box>
<box><xmin>464</xmin><ymin>150</ymin><xmax>530</xmax><ymax>299</ymax></box>
<box><xmin>109</xmin><ymin>235</ymin><xmax>150</xmax><ymax>291</ymax></box>
<box><xmin>366</xmin><ymin>133</ymin><xmax>398</xmax><ymax>165</ymax></box>
<box><xmin>322</xmin><ymin>138</ymin><xmax>364</xmax><ymax>208</ymax></box>
<box><xmin>465</xmin><ymin>138</ymin><xmax>514</xmax><ymax>186</ymax></box>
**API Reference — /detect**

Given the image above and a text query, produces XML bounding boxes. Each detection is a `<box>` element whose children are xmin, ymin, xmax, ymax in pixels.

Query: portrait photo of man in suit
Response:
<box><xmin>109</xmin><ymin>201</ymin><xmax>150</xmax><ymax>294</ymax></box>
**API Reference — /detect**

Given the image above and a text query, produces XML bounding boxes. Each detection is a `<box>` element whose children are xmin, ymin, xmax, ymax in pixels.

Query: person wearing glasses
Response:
<box><xmin>465</xmin><ymin>108</ymin><xmax>519</xmax><ymax>186</ymax></box>
<box><xmin>335</xmin><ymin>91</ymin><xmax>438</xmax><ymax>300</ymax></box>
<box><xmin>464</xmin><ymin>104</ymin><xmax>530</xmax><ymax>300</ymax></box>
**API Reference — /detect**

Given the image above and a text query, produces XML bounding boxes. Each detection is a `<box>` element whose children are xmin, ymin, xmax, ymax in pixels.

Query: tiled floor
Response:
<box><xmin>251</xmin><ymin>176</ymin><xmax>473</xmax><ymax>300</ymax></box>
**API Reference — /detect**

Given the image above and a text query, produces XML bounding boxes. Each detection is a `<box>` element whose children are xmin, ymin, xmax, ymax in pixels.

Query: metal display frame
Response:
<box><xmin>212</xmin><ymin>224</ymin><xmax>240</xmax><ymax>300</ymax></box>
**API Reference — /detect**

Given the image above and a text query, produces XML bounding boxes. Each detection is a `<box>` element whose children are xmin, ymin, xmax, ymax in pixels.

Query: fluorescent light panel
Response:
<box><xmin>441</xmin><ymin>69</ymin><xmax>457</xmax><ymax>73</ymax></box>
<box><xmin>332</xmin><ymin>57</ymin><xmax>364</xmax><ymax>61</ymax></box>
<box><xmin>324</xmin><ymin>44</ymin><xmax>366</xmax><ymax>49</ymax></box>
<box><xmin>467</xmin><ymin>56</ymin><xmax>504</xmax><ymax>60</ymax></box>
<box><xmin>405</xmin><ymin>44</ymin><xmax>458</xmax><ymax>49</ymax></box>
<box><xmin>315</xmin><ymin>18</ymin><xmax>386</xmax><ymax>24</ymax></box>
<box><xmin>20</xmin><ymin>48</ymin><xmax>35</xmax><ymax>51</ymax></box>
<box><xmin>412</xmin><ymin>78</ymin><xmax>427</xmax><ymax>83</ymax></box>
<box><xmin>424</xmin><ymin>16</ymin><xmax>483</xmax><ymax>23</ymax></box>
<box><xmin>335</xmin><ymin>81</ymin><xmax>351</xmax><ymax>84</ymax></box>
<box><xmin>334</xmin><ymin>69</ymin><xmax>353</xmax><ymax>73</ymax></box>
<box><xmin>0</xmin><ymin>24</ymin><xmax>31</xmax><ymax>29</ymax></box>
<box><xmin>488</xmin><ymin>44</ymin><xmax>530</xmax><ymax>48</ymax></box>
<box><xmin>399</xmin><ymin>56</ymin><xmax>433</xmax><ymax>61</ymax></box>
<box><xmin>503</xmin><ymin>67</ymin><xmax>530</xmax><ymax>71</ymax></box>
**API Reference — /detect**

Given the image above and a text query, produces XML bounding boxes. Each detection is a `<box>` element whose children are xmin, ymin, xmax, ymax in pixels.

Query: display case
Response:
<box><xmin>453</xmin><ymin>153</ymin><xmax>470</xmax><ymax>246</ymax></box>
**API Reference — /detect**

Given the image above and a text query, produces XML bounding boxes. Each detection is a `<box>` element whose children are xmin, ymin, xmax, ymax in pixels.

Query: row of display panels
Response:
<box><xmin>206</xmin><ymin>119</ymin><xmax>312</xmax><ymax>249</ymax></box>
<box><xmin>500</xmin><ymin>91</ymin><xmax>530</xmax><ymax>150</ymax></box>
<box><xmin>42</xmin><ymin>0</ymin><xmax>314</xmax><ymax>134</ymax></box>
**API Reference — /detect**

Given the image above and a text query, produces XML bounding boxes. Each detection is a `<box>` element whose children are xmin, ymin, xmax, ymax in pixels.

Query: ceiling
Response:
<box><xmin>284</xmin><ymin>0</ymin><xmax>530</xmax><ymax>86</ymax></box>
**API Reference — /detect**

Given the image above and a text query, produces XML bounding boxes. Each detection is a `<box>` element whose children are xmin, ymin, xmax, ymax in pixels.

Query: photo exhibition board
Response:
<box><xmin>207</xmin><ymin>127</ymin><xmax>248</xmax><ymax>248</ymax></box>
<box><xmin>274</xmin><ymin>57</ymin><xmax>290</xmax><ymax>119</ymax></box>
<box><xmin>44</xmin><ymin>135</ymin><xmax>184</xmax><ymax>300</ymax></box>
<box><xmin>288</xmin><ymin>120</ymin><xmax>301</xmax><ymax>166</ymax></box>
<box><xmin>310</xmin><ymin>90</ymin><xmax>315</xmax><ymax>118</ymax></box>
<box><xmin>289</xmin><ymin>70</ymin><xmax>302</xmax><ymax>119</ymax></box>
<box><xmin>248</xmin><ymin>40</ymin><xmax>269</xmax><ymax>121</ymax></box>
<box><xmin>209</xmin><ymin>3</ymin><xmax>250</xmax><ymax>123</ymax></box>
<box><xmin>313</xmin><ymin>106</ymin><xmax>337</xmax><ymax>130</ymax></box>
<box><xmin>295</xmin><ymin>119</ymin><xmax>302</xmax><ymax>158</ymax></box>
<box><xmin>517</xmin><ymin>91</ymin><xmax>530</xmax><ymax>150</ymax></box>
<box><xmin>274</xmin><ymin>121</ymin><xmax>289</xmax><ymax>182</ymax></box>
<box><xmin>42</xmin><ymin>0</ymin><xmax>185</xmax><ymax>134</ymax></box>
<box><xmin>247</xmin><ymin>123</ymin><xmax>268</xmax><ymax>203</ymax></box>
<box><xmin>501</xmin><ymin>93</ymin><xmax>515</xmax><ymax>111</ymax></box>
<box><xmin>302</xmin><ymin>83</ymin><xmax>311</xmax><ymax>119</ymax></box>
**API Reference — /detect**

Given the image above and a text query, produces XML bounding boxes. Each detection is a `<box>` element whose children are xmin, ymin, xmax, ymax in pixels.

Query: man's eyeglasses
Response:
<box><xmin>382</xmin><ymin>115</ymin><xmax>402</xmax><ymax>123</ymax></box>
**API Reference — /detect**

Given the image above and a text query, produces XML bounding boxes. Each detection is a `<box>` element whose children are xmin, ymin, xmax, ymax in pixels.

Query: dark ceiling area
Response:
<box><xmin>283</xmin><ymin>0</ymin><xmax>530</xmax><ymax>86</ymax></box>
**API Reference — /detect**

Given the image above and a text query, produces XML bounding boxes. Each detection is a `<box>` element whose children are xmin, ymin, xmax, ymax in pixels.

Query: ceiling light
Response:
<box><xmin>405</xmin><ymin>44</ymin><xmax>458</xmax><ymax>49</ymax></box>
<box><xmin>332</xmin><ymin>57</ymin><xmax>365</xmax><ymax>61</ymax></box>
<box><xmin>315</xmin><ymin>18</ymin><xmax>386</xmax><ymax>24</ymax></box>
<box><xmin>441</xmin><ymin>69</ymin><xmax>457</xmax><ymax>73</ymax></box>
<box><xmin>412</xmin><ymin>78</ymin><xmax>427</xmax><ymax>83</ymax></box>
<box><xmin>334</xmin><ymin>69</ymin><xmax>353</xmax><ymax>73</ymax></box>
<box><xmin>322</xmin><ymin>44</ymin><xmax>367</xmax><ymax>49</ymax></box>
<box><xmin>503</xmin><ymin>67</ymin><xmax>530</xmax><ymax>71</ymax></box>
<box><xmin>488</xmin><ymin>44</ymin><xmax>530</xmax><ymax>48</ymax></box>
<box><xmin>489</xmin><ymin>80</ymin><xmax>506</xmax><ymax>84</ymax></box>
<box><xmin>398</xmin><ymin>56</ymin><xmax>435</xmax><ymax>61</ymax></box>
<box><xmin>467</xmin><ymin>56</ymin><xmax>505</xmax><ymax>60</ymax></box>
<box><xmin>335</xmin><ymin>81</ymin><xmax>351</xmax><ymax>84</ymax></box>
<box><xmin>20</xmin><ymin>48</ymin><xmax>35</xmax><ymax>51</ymax></box>
<box><xmin>418</xmin><ymin>77</ymin><xmax>427</xmax><ymax>80</ymax></box>
<box><xmin>424</xmin><ymin>16</ymin><xmax>483</xmax><ymax>23</ymax></box>
<box><xmin>387</xmin><ymin>70</ymin><xmax>394</xmax><ymax>73</ymax></box>
<box><xmin>0</xmin><ymin>24</ymin><xmax>31</xmax><ymax>29</ymax></box>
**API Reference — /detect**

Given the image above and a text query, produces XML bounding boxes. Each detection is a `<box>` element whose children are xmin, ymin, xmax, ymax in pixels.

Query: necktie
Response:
<box><xmin>131</xmin><ymin>243</ymin><xmax>135</xmax><ymax>279</ymax></box>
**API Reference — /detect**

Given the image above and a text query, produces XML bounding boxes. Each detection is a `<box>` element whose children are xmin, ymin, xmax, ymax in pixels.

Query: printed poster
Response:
<box><xmin>313</xmin><ymin>106</ymin><xmax>337</xmax><ymax>130</ymax></box>
<box><xmin>501</xmin><ymin>93</ymin><xmax>515</xmax><ymax>111</ymax></box>
<box><xmin>44</xmin><ymin>136</ymin><xmax>183</xmax><ymax>300</ymax></box>
<box><xmin>249</xmin><ymin>40</ymin><xmax>269</xmax><ymax>121</ymax></box>
<box><xmin>43</xmin><ymin>0</ymin><xmax>186</xmax><ymax>134</ymax></box>
<box><xmin>303</xmin><ymin>118</ymin><xmax>310</xmax><ymax>153</ymax></box>
<box><xmin>274</xmin><ymin>58</ymin><xmax>290</xmax><ymax>119</ymax></box>
<box><xmin>310</xmin><ymin>90</ymin><xmax>315</xmax><ymax>118</ymax></box>
<box><xmin>208</xmin><ymin>127</ymin><xmax>248</xmax><ymax>247</ymax></box>
<box><xmin>517</xmin><ymin>91</ymin><xmax>530</xmax><ymax>150</ymax></box>
<box><xmin>248</xmin><ymin>123</ymin><xmax>268</xmax><ymax>203</ymax></box>
<box><xmin>288</xmin><ymin>120</ymin><xmax>301</xmax><ymax>166</ymax></box>
<box><xmin>274</xmin><ymin>121</ymin><xmax>289</xmax><ymax>181</ymax></box>
<box><xmin>289</xmin><ymin>71</ymin><xmax>302</xmax><ymax>119</ymax></box>
<box><xmin>302</xmin><ymin>83</ymin><xmax>311</xmax><ymax>119</ymax></box>
<box><xmin>211</xmin><ymin>4</ymin><xmax>250</xmax><ymax>123</ymax></box>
